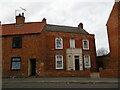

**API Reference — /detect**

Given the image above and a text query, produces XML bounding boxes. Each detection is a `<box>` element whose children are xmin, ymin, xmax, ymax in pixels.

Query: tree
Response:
<box><xmin>97</xmin><ymin>47</ymin><xmax>108</xmax><ymax>56</ymax></box>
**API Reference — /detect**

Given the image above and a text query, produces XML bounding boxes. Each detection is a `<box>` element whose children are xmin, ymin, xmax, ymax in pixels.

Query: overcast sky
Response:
<box><xmin>0</xmin><ymin>0</ymin><xmax>115</xmax><ymax>51</ymax></box>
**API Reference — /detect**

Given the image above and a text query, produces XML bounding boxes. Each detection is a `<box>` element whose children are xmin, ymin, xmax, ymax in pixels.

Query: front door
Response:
<box><xmin>28</xmin><ymin>58</ymin><xmax>36</xmax><ymax>76</ymax></box>
<box><xmin>74</xmin><ymin>56</ymin><xmax>80</xmax><ymax>70</ymax></box>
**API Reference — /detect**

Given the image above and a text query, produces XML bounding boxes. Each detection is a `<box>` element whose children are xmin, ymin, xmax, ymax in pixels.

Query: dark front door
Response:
<box><xmin>30</xmin><ymin>58</ymin><xmax>36</xmax><ymax>76</ymax></box>
<box><xmin>74</xmin><ymin>56</ymin><xmax>80</xmax><ymax>70</ymax></box>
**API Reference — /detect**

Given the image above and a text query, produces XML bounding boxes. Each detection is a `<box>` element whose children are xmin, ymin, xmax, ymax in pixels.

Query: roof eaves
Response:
<box><xmin>1</xmin><ymin>33</ymin><xmax>41</xmax><ymax>37</ymax></box>
<box><xmin>46</xmin><ymin>30</ymin><xmax>89</xmax><ymax>35</ymax></box>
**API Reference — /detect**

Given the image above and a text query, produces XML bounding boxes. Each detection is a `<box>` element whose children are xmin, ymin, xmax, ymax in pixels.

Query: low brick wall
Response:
<box><xmin>100</xmin><ymin>70</ymin><xmax>120</xmax><ymax>78</ymax></box>
<box><xmin>39</xmin><ymin>70</ymin><xmax>90</xmax><ymax>77</ymax></box>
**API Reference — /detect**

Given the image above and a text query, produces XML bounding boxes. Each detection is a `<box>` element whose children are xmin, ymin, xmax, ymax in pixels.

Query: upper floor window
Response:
<box><xmin>12</xmin><ymin>37</ymin><xmax>22</xmax><ymax>48</ymax></box>
<box><xmin>84</xmin><ymin>55</ymin><xmax>91</xmax><ymax>68</ymax></box>
<box><xmin>83</xmin><ymin>39</ymin><xmax>89</xmax><ymax>50</ymax></box>
<box><xmin>11</xmin><ymin>57</ymin><xmax>21</xmax><ymax>70</ymax></box>
<box><xmin>55</xmin><ymin>55</ymin><xmax>63</xmax><ymax>69</ymax></box>
<box><xmin>55</xmin><ymin>37</ymin><xmax>63</xmax><ymax>49</ymax></box>
<box><xmin>70</xmin><ymin>38</ymin><xmax>75</xmax><ymax>48</ymax></box>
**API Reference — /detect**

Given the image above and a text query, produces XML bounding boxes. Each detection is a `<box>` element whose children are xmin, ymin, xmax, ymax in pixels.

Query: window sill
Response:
<box><xmin>56</xmin><ymin>68</ymin><xmax>64</xmax><ymax>70</ymax></box>
<box><xmin>56</xmin><ymin>48</ymin><xmax>63</xmax><ymax>50</ymax></box>
<box><xmin>11</xmin><ymin>69</ymin><xmax>21</xmax><ymax>71</ymax></box>
<box><xmin>83</xmin><ymin>49</ymin><xmax>89</xmax><ymax>50</ymax></box>
<box><xmin>12</xmin><ymin>47</ymin><xmax>22</xmax><ymax>49</ymax></box>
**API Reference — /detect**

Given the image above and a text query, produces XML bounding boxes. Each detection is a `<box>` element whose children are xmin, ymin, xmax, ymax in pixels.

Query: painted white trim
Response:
<box><xmin>73</xmin><ymin>55</ymin><xmax>75</xmax><ymax>70</ymax></box>
<box><xmin>55</xmin><ymin>55</ymin><xmax>63</xmax><ymax>69</ymax></box>
<box><xmin>82</xmin><ymin>39</ymin><xmax>89</xmax><ymax>50</ymax></box>
<box><xmin>84</xmin><ymin>55</ymin><xmax>91</xmax><ymax>68</ymax></box>
<box><xmin>55</xmin><ymin>37</ymin><xmax>63</xmax><ymax>49</ymax></box>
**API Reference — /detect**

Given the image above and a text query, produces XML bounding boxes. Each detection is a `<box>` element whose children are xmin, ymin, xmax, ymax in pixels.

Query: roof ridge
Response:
<box><xmin>46</xmin><ymin>24</ymin><xmax>89</xmax><ymax>34</ymax></box>
<box><xmin>47</xmin><ymin>24</ymin><xmax>79</xmax><ymax>29</ymax></box>
<box><xmin>2</xmin><ymin>21</ymin><xmax>43</xmax><ymax>26</ymax></box>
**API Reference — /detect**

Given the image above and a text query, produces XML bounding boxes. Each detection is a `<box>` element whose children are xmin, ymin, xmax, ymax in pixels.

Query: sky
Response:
<box><xmin>0</xmin><ymin>0</ymin><xmax>115</xmax><ymax>52</ymax></box>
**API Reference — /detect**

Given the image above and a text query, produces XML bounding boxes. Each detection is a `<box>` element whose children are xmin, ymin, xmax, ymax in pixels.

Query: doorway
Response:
<box><xmin>74</xmin><ymin>56</ymin><xmax>80</xmax><ymax>70</ymax></box>
<box><xmin>28</xmin><ymin>58</ymin><xmax>36</xmax><ymax>76</ymax></box>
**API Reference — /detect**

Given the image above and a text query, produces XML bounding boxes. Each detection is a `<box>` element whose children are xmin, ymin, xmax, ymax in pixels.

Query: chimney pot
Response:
<box><xmin>78</xmin><ymin>23</ymin><xmax>83</xmax><ymax>29</ymax></box>
<box><xmin>22</xmin><ymin>13</ymin><xmax>24</xmax><ymax>16</ymax></box>
<box><xmin>18</xmin><ymin>13</ymin><xmax>21</xmax><ymax>16</ymax></box>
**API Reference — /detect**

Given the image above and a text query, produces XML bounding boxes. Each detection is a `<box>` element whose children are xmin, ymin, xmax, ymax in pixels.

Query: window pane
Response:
<box><xmin>56</xmin><ymin>55</ymin><xmax>63</xmax><ymax>69</ymax></box>
<box><xmin>85</xmin><ymin>59</ymin><xmax>89</xmax><ymax>66</ymax></box>
<box><xmin>83</xmin><ymin>40</ymin><xmax>89</xmax><ymax>50</ymax></box>
<box><xmin>11</xmin><ymin>62</ymin><xmax>20</xmax><ymax>70</ymax></box>
<box><xmin>11</xmin><ymin>57</ymin><xmax>21</xmax><ymax>70</ymax></box>
<box><xmin>57</xmin><ymin>61</ymin><xmax>62</xmax><ymax>68</ymax></box>
<box><xmin>84</xmin><ymin>55</ymin><xmax>90</xmax><ymax>68</ymax></box>
<box><xmin>56</xmin><ymin>38</ymin><xmax>62</xmax><ymax>49</ymax></box>
<box><xmin>70</xmin><ymin>39</ymin><xmax>75</xmax><ymax>48</ymax></box>
<box><xmin>84</xmin><ymin>41</ymin><xmax>88</xmax><ymax>48</ymax></box>
<box><xmin>12</xmin><ymin>37</ymin><xmax>22</xmax><ymax>48</ymax></box>
<box><xmin>57</xmin><ymin>56</ymin><xmax>62</xmax><ymax>61</ymax></box>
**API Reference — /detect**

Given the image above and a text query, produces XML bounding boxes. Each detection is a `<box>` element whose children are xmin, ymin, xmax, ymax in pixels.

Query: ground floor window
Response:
<box><xmin>55</xmin><ymin>55</ymin><xmax>63</xmax><ymax>69</ymax></box>
<box><xmin>11</xmin><ymin>57</ymin><xmax>21</xmax><ymax>70</ymax></box>
<box><xmin>84</xmin><ymin>55</ymin><xmax>91</xmax><ymax>68</ymax></box>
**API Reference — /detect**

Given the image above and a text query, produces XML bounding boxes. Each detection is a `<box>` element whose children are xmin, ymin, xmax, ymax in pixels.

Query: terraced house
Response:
<box><xmin>1</xmin><ymin>13</ymin><xmax>97</xmax><ymax>77</ymax></box>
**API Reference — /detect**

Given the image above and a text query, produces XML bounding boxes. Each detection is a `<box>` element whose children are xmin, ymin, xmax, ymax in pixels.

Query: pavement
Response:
<box><xmin>2</xmin><ymin>77</ymin><xmax>120</xmax><ymax>88</ymax></box>
<box><xmin>2</xmin><ymin>77</ymin><xmax>120</xmax><ymax>84</ymax></box>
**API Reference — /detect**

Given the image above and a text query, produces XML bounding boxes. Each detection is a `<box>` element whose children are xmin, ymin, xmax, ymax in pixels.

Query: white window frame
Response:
<box><xmin>70</xmin><ymin>38</ymin><xmax>75</xmax><ymax>48</ymax></box>
<box><xmin>83</xmin><ymin>39</ymin><xmax>89</xmax><ymax>50</ymax></box>
<box><xmin>55</xmin><ymin>37</ymin><xmax>63</xmax><ymax>49</ymax></box>
<box><xmin>55</xmin><ymin>55</ymin><xmax>63</xmax><ymax>69</ymax></box>
<box><xmin>84</xmin><ymin>55</ymin><xmax>91</xmax><ymax>68</ymax></box>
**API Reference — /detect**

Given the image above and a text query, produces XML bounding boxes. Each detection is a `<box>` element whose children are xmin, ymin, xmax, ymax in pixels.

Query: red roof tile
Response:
<box><xmin>1</xmin><ymin>22</ymin><xmax>45</xmax><ymax>36</ymax></box>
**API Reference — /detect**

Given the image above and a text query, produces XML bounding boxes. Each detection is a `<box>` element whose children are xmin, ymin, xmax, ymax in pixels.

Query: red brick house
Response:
<box><xmin>99</xmin><ymin>1</ymin><xmax>120</xmax><ymax>78</ymax></box>
<box><xmin>1</xmin><ymin>13</ymin><xmax>97</xmax><ymax>77</ymax></box>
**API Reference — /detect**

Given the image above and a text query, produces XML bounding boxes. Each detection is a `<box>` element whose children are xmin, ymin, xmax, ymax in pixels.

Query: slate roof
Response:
<box><xmin>46</xmin><ymin>24</ymin><xmax>89</xmax><ymax>34</ymax></box>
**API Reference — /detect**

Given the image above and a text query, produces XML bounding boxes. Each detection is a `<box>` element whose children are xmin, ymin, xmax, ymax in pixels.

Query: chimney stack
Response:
<box><xmin>16</xmin><ymin>13</ymin><xmax>25</xmax><ymax>24</ymax></box>
<box><xmin>78</xmin><ymin>23</ymin><xmax>83</xmax><ymax>29</ymax></box>
<box><xmin>42</xmin><ymin>18</ymin><xmax>46</xmax><ymax>23</ymax></box>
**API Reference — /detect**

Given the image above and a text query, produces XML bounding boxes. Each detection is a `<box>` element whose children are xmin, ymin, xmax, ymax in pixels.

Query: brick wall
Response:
<box><xmin>40</xmin><ymin>70</ymin><xmax>90</xmax><ymax>77</ymax></box>
<box><xmin>106</xmin><ymin>2</ymin><xmax>120</xmax><ymax>70</ymax></box>
<box><xmin>100</xmin><ymin>70</ymin><xmax>120</xmax><ymax>78</ymax></box>
<box><xmin>45</xmin><ymin>31</ymin><xmax>97</xmax><ymax>72</ymax></box>
<box><xmin>38</xmin><ymin>63</ymin><xmax>90</xmax><ymax>77</ymax></box>
<box><xmin>2</xmin><ymin>22</ymin><xmax>97</xmax><ymax>77</ymax></box>
<box><xmin>2</xmin><ymin>34</ymin><xmax>44</xmax><ymax>77</ymax></box>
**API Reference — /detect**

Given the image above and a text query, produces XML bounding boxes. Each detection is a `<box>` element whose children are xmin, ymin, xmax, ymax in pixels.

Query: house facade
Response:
<box><xmin>1</xmin><ymin>13</ymin><xmax>97</xmax><ymax>77</ymax></box>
